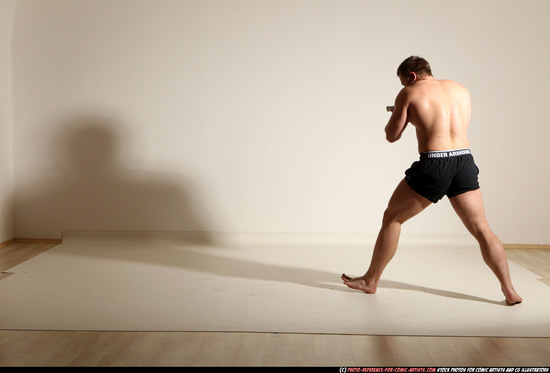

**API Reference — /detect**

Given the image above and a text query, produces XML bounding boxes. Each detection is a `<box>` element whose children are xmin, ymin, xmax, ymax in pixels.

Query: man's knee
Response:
<box><xmin>382</xmin><ymin>208</ymin><xmax>406</xmax><ymax>226</ymax></box>
<box><xmin>466</xmin><ymin>220</ymin><xmax>494</xmax><ymax>242</ymax></box>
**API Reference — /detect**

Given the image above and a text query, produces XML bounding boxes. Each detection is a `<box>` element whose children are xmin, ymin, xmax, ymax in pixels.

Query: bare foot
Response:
<box><xmin>341</xmin><ymin>274</ymin><xmax>377</xmax><ymax>294</ymax></box>
<box><xmin>503</xmin><ymin>287</ymin><xmax>523</xmax><ymax>305</ymax></box>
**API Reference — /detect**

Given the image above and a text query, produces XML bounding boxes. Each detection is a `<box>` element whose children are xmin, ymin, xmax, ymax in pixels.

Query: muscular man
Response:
<box><xmin>342</xmin><ymin>56</ymin><xmax>523</xmax><ymax>305</ymax></box>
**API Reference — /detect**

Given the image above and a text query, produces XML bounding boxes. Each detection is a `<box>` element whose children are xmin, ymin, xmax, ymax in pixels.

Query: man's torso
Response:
<box><xmin>405</xmin><ymin>79</ymin><xmax>472</xmax><ymax>153</ymax></box>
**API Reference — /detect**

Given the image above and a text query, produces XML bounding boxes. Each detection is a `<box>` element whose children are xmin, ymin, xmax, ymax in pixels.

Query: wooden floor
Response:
<box><xmin>1</xmin><ymin>241</ymin><xmax>549</xmax><ymax>367</ymax></box>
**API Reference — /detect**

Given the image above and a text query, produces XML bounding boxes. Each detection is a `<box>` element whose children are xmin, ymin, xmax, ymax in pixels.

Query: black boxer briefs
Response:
<box><xmin>405</xmin><ymin>148</ymin><xmax>480</xmax><ymax>203</ymax></box>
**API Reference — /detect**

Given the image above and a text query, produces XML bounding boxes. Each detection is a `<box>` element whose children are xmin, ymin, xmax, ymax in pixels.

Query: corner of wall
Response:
<box><xmin>0</xmin><ymin>0</ymin><xmax>19</xmax><ymax>243</ymax></box>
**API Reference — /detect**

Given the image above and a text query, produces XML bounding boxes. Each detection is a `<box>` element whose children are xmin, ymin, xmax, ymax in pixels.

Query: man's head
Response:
<box><xmin>397</xmin><ymin>56</ymin><xmax>432</xmax><ymax>86</ymax></box>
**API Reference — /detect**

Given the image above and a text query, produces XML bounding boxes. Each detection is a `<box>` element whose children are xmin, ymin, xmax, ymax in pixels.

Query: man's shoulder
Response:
<box><xmin>411</xmin><ymin>79</ymin><xmax>469</xmax><ymax>95</ymax></box>
<box><xmin>439</xmin><ymin>79</ymin><xmax>468</xmax><ymax>90</ymax></box>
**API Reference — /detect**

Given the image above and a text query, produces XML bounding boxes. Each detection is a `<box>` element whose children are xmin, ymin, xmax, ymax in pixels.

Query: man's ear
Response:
<box><xmin>409</xmin><ymin>72</ymin><xmax>417</xmax><ymax>83</ymax></box>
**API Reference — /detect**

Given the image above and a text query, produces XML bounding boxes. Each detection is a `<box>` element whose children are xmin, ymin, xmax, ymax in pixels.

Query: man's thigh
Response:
<box><xmin>385</xmin><ymin>179</ymin><xmax>432</xmax><ymax>224</ymax></box>
<box><xmin>448</xmin><ymin>189</ymin><xmax>489</xmax><ymax>235</ymax></box>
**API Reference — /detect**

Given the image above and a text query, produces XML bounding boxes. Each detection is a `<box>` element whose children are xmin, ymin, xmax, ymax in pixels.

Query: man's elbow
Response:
<box><xmin>386</xmin><ymin>133</ymin><xmax>401</xmax><ymax>143</ymax></box>
<box><xmin>384</xmin><ymin>124</ymin><xmax>402</xmax><ymax>143</ymax></box>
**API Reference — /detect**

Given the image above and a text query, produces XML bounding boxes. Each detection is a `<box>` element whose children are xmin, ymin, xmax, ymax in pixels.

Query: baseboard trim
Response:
<box><xmin>503</xmin><ymin>243</ymin><xmax>550</xmax><ymax>250</ymax></box>
<box><xmin>4</xmin><ymin>235</ymin><xmax>549</xmax><ymax>249</ymax></box>
<box><xmin>13</xmin><ymin>238</ymin><xmax>63</xmax><ymax>244</ymax></box>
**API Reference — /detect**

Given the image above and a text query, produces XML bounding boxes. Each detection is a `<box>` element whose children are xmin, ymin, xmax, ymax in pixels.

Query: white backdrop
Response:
<box><xmin>11</xmin><ymin>0</ymin><xmax>550</xmax><ymax>243</ymax></box>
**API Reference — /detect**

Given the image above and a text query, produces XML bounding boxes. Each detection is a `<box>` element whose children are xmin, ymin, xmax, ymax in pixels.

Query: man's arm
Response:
<box><xmin>385</xmin><ymin>89</ymin><xmax>409</xmax><ymax>143</ymax></box>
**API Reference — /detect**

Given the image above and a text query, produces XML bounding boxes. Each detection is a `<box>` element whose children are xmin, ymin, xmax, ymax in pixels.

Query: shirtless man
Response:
<box><xmin>342</xmin><ymin>56</ymin><xmax>523</xmax><ymax>305</ymax></box>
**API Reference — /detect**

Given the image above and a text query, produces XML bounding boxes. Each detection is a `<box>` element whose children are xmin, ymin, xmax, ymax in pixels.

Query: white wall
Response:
<box><xmin>0</xmin><ymin>0</ymin><xmax>18</xmax><ymax>243</ymax></box>
<box><xmin>11</xmin><ymin>0</ymin><xmax>550</xmax><ymax>243</ymax></box>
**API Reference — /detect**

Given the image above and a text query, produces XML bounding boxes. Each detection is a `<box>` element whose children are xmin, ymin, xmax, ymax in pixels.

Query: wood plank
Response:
<box><xmin>0</xmin><ymin>241</ymin><xmax>59</xmax><ymax>272</ymax></box>
<box><xmin>0</xmin><ymin>239</ymin><xmax>15</xmax><ymax>249</ymax></box>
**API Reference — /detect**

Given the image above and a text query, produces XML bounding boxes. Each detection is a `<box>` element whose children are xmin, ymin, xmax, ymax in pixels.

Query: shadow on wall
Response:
<box><xmin>16</xmin><ymin>115</ymin><xmax>215</xmax><ymax>242</ymax></box>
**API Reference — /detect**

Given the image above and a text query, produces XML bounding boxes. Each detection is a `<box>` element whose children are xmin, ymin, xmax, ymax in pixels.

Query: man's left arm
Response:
<box><xmin>385</xmin><ymin>89</ymin><xmax>409</xmax><ymax>143</ymax></box>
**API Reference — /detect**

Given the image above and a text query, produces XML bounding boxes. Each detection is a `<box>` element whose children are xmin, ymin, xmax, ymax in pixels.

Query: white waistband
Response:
<box><xmin>422</xmin><ymin>148</ymin><xmax>471</xmax><ymax>159</ymax></box>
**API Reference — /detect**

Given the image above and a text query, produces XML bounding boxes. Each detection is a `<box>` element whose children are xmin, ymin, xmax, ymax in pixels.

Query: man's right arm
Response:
<box><xmin>385</xmin><ymin>89</ymin><xmax>409</xmax><ymax>143</ymax></box>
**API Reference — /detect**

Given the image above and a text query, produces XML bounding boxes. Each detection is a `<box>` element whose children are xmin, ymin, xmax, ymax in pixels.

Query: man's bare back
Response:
<box><xmin>386</xmin><ymin>76</ymin><xmax>471</xmax><ymax>154</ymax></box>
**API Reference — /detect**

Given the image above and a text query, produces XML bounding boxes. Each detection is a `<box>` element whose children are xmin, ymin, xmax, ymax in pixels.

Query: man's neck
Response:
<box><xmin>416</xmin><ymin>75</ymin><xmax>434</xmax><ymax>82</ymax></box>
